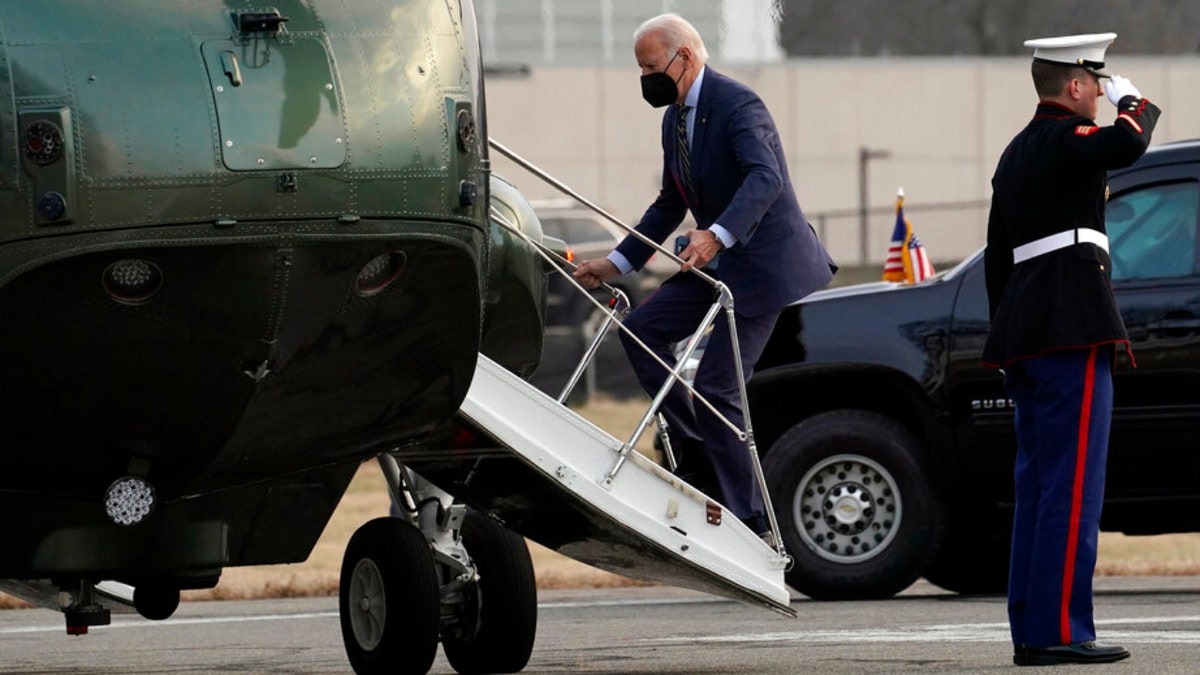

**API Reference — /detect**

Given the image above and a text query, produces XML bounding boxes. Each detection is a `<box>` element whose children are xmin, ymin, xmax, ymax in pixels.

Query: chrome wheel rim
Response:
<box><xmin>793</xmin><ymin>454</ymin><xmax>901</xmax><ymax>563</ymax></box>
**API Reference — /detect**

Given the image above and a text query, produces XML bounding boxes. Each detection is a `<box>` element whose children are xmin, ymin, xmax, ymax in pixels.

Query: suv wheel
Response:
<box><xmin>923</xmin><ymin>528</ymin><xmax>1011</xmax><ymax>595</ymax></box>
<box><xmin>763</xmin><ymin>410</ymin><xmax>946</xmax><ymax>600</ymax></box>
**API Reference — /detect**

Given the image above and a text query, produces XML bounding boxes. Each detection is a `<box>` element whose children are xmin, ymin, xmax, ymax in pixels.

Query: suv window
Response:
<box><xmin>1107</xmin><ymin>181</ymin><xmax>1199</xmax><ymax>281</ymax></box>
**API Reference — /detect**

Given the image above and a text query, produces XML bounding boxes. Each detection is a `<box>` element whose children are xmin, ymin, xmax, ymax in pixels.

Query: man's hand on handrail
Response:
<box><xmin>572</xmin><ymin>258</ymin><xmax>620</xmax><ymax>290</ymax></box>
<box><xmin>678</xmin><ymin>229</ymin><xmax>724</xmax><ymax>272</ymax></box>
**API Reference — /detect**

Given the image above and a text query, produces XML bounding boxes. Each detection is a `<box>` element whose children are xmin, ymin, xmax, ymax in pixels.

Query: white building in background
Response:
<box><xmin>476</xmin><ymin>0</ymin><xmax>784</xmax><ymax>66</ymax></box>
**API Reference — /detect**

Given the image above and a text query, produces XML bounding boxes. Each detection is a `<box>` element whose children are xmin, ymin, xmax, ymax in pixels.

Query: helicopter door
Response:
<box><xmin>201</xmin><ymin>36</ymin><xmax>346</xmax><ymax>171</ymax></box>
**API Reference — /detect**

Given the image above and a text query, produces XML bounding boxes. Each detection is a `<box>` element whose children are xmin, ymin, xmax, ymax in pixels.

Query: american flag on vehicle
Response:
<box><xmin>883</xmin><ymin>187</ymin><xmax>935</xmax><ymax>284</ymax></box>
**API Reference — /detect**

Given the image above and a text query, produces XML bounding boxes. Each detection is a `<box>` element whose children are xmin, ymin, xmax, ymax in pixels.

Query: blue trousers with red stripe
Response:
<box><xmin>1004</xmin><ymin>345</ymin><xmax>1113</xmax><ymax>649</ymax></box>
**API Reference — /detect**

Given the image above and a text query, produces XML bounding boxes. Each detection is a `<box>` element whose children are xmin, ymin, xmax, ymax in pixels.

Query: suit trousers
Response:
<box><xmin>619</xmin><ymin>272</ymin><xmax>779</xmax><ymax>520</ymax></box>
<box><xmin>1003</xmin><ymin>345</ymin><xmax>1113</xmax><ymax>649</ymax></box>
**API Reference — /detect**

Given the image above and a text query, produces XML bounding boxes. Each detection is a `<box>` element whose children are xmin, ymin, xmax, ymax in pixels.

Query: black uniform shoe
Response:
<box><xmin>1013</xmin><ymin>641</ymin><xmax>1130</xmax><ymax>666</ymax></box>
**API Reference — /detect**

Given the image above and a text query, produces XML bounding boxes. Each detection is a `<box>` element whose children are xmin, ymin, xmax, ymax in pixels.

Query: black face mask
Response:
<box><xmin>640</xmin><ymin>51</ymin><xmax>684</xmax><ymax>108</ymax></box>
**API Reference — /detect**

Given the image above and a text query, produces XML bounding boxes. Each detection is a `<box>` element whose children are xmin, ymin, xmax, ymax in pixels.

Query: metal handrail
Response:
<box><xmin>490</xmin><ymin>140</ymin><xmax>716</xmax><ymax>288</ymax></box>
<box><xmin>488</xmin><ymin>138</ymin><xmax>784</xmax><ymax>554</ymax></box>
<box><xmin>488</xmin><ymin>208</ymin><xmax>721</xmax><ymax>421</ymax></box>
<box><xmin>556</xmin><ymin>288</ymin><xmax>630</xmax><ymax>404</ymax></box>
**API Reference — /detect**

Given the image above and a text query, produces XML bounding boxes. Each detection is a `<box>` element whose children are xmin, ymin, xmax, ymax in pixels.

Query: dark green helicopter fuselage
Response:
<box><xmin>0</xmin><ymin>0</ymin><xmax>546</xmax><ymax>588</ymax></box>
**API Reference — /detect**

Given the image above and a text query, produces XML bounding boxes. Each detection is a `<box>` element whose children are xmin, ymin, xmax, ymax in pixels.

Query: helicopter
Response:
<box><xmin>0</xmin><ymin>2</ymin><xmax>791</xmax><ymax>673</ymax></box>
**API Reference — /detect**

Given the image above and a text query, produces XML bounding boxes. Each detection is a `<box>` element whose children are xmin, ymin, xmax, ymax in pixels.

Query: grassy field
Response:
<box><xmin>3</xmin><ymin>396</ymin><xmax>1198</xmax><ymax>609</ymax></box>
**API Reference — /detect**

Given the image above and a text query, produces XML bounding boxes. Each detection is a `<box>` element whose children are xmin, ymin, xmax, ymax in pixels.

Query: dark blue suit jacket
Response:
<box><xmin>615</xmin><ymin>68</ymin><xmax>835</xmax><ymax>316</ymax></box>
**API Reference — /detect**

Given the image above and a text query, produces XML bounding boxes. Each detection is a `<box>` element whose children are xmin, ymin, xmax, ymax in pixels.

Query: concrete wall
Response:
<box><xmin>485</xmin><ymin>57</ymin><xmax>1200</xmax><ymax>267</ymax></box>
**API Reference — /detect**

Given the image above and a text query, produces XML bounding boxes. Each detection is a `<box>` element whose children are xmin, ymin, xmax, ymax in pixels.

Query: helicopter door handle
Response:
<box><xmin>220</xmin><ymin>50</ymin><xmax>243</xmax><ymax>87</ymax></box>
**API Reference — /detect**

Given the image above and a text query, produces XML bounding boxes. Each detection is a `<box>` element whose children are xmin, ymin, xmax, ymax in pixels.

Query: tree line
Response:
<box><xmin>779</xmin><ymin>0</ymin><xmax>1200</xmax><ymax>56</ymax></box>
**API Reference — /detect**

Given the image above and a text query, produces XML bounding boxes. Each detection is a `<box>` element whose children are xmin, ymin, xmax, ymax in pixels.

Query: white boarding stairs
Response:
<box><xmin>462</xmin><ymin>353</ymin><xmax>793</xmax><ymax>616</ymax></box>
<box><xmin>478</xmin><ymin>139</ymin><xmax>794</xmax><ymax>616</ymax></box>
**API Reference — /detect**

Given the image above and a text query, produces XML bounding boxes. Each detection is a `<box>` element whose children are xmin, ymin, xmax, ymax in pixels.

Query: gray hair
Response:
<box><xmin>634</xmin><ymin>13</ymin><xmax>709</xmax><ymax>64</ymax></box>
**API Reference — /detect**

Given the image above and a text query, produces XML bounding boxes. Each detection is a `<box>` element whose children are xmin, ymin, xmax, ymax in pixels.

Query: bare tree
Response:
<box><xmin>779</xmin><ymin>0</ymin><xmax>1200</xmax><ymax>56</ymax></box>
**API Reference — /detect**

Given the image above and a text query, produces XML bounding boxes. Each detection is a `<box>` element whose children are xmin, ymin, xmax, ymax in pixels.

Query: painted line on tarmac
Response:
<box><xmin>644</xmin><ymin>615</ymin><xmax>1200</xmax><ymax>645</ymax></box>
<box><xmin>0</xmin><ymin>596</ymin><xmax>716</xmax><ymax>635</ymax></box>
<box><xmin>0</xmin><ymin>611</ymin><xmax>340</xmax><ymax>635</ymax></box>
<box><xmin>541</xmin><ymin>596</ymin><xmax>721</xmax><ymax>610</ymax></box>
<box><xmin>9</xmin><ymin>598</ymin><xmax>1197</xmax><ymax>644</ymax></box>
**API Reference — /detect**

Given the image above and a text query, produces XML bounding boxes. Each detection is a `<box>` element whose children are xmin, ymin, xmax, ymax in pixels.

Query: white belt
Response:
<box><xmin>1012</xmin><ymin>228</ymin><xmax>1109</xmax><ymax>264</ymax></box>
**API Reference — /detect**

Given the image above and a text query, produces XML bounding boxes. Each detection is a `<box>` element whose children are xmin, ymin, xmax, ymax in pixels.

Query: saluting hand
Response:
<box><xmin>1104</xmin><ymin>74</ymin><xmax>1141</xmax><ymax>106</ymax></box>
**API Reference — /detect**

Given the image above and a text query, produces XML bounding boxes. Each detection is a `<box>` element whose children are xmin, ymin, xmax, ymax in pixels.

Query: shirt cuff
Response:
<box><xmin>710</xmin><ymin>224</ymin><xmax>735</xmax><ymax>249</ymax></box>
<box><xmin>607</xmin><ymin>251</ymin><xmax>633</xmax><ymax>275</ymax></box>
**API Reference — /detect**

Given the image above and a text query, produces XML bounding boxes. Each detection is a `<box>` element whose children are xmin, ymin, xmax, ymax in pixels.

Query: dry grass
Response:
<box><xmin>1096</xmin><ymin>533</ymin><xmax>1200</xmax><ymax>576</ymax></box>
<box><xmin>2</xmin><ymin>397</ymin><xmax>1197</xmax><ymax>609</ymax></box>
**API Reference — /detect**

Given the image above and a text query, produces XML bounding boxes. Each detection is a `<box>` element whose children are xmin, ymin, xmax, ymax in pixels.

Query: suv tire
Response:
<box><xmin>923</xmin><ymin>528</ymin><xmax>1011</xmax><ymax>595</ymax></box>
<box><xmin>763</xmin><ymin>410</ymin><xmax>946</xmax><ymax>600</ymax></box>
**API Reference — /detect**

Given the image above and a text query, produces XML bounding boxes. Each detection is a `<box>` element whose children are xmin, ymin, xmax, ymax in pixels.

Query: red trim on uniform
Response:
<box><xmin>1059</xmin><ymin>345</ymin><xmax>1098</xmax><ymax>644</ymax></box>
<box><xmin>1074</xmin><ymin>125</ymin><xmax>1099</xmax><ymax>136</ymax></box>
<box><xmin>1034</xmin><ymin>102</ymin><xmax>1075</xmax><ymax>119</ymax></box>
<box><xmin>981</xmin><ymin>338</ymin><xmax>1134</xmax><ymax>370</ymax></box>
<box><xmin>1123</xmin><ymin>341</ymin><xmax>1137</xmax><ymax>368</ymax></box>
<box><xmin>1117</xmin><ymin>113</ymin><xmax>1144</xmax><ymax>134</ymax></box>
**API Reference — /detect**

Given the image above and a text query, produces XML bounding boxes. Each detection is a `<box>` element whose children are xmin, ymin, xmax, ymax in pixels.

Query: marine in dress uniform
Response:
<box><xmin>983</xmin><ymin>33</ymin><xmax>1160</xmax><ymax>666</ymax></box>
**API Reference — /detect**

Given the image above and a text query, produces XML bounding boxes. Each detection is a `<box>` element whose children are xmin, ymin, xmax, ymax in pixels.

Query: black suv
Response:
<box><xmin>747</xmin><ymin>139</ymin><xmax>1200</xmax><ymax>600</ymax></box>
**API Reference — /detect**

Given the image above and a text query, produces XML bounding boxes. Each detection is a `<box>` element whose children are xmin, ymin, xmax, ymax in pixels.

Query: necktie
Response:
<box><xmin>677</xmin><ymin>105</ymin><xmax>696</xmax><ymax>198</ymax></box>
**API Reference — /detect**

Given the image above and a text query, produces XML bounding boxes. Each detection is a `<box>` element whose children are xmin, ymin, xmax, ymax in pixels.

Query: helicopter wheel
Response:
<box><xmin>132</xmin><ymin>583</ymin><xmax>180</xmax><ymax>621</ymax></box>
<box><xmin>442</xmin><ymin>510</ymin><xmax>538</xmax><ymax>674</ymax></box>
<box><xmin>339</xmin><ymin>517</ymin><xmax>440</xmax><ymax>675</ymax></box>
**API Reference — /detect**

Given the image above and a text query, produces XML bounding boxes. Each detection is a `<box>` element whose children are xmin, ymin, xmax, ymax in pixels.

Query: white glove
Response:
<box><xmin>1104</xmin><ymin>75</ymin><xmax>1141</xmax><ymax>106</ymax></box>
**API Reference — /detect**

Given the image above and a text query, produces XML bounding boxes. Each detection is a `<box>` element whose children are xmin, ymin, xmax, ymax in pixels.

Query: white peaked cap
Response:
<box><xmin>1024</xmin><ymin>32</ymin><xmax>1117</xmax><ymax>76</ymax></box>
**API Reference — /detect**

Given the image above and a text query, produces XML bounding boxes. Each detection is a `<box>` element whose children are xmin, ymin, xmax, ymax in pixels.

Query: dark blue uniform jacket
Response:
<box><xmin>983</xmin><ymin>96</ymin><xmax>1161</xmax><ymax>367</ymax></box>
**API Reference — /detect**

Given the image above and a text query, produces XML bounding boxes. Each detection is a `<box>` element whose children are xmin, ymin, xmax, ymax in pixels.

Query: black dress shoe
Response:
<box><xmin>1013</xmin><ymin>641</ymin><xmax>1129</xmax><ymax>666</ymax></box>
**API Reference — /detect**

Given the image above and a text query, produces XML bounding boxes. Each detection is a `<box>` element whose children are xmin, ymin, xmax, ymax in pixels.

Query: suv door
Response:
<box><xmin>1107</xmin><ymin>162</ymin><xmax>1200</xmax><ymax>510</ymax></box>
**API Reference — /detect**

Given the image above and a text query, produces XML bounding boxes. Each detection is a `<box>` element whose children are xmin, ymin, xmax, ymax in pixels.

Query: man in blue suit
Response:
<box><xmin>573</xmin><ymin>13</ymin><xmax>835</xmax><ymax>539</ymax></box>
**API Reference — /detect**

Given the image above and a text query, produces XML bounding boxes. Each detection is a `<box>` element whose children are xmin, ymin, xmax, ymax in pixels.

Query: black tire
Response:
<box><xmin>132</xmin><ymin>583</ymin><xmax>179</xmax><ymax>621</ymax></box>
<box><xmin>763</xmin><ymin>410</ymin><xmax>946</xmax><ymax>600</ymax></box>
<box><xmin>442</xmin><ymin>511</ymin><xmax>537</xmax><ymax>675</ymax></box>
<box><xmin>339</xmin><ymin>517</ymin><xmax>440</xmax><ymax>675</ymax></box>
<box><xmin>924</xmin><ymin>528</ymin><xmax>1011</xmax><ymax>595</ymax></box>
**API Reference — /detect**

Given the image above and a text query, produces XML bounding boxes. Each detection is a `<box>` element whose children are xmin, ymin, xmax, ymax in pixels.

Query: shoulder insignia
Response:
<box><xmin>1074</xmin><ymin>125</ymin><xmax>1099</xmax><ymax>136</ymax></box>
